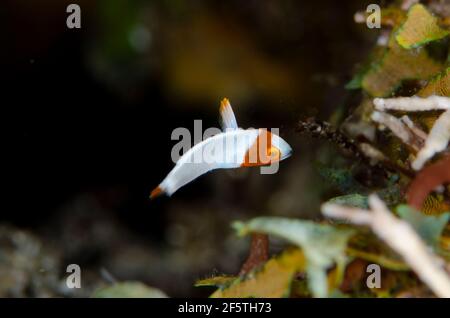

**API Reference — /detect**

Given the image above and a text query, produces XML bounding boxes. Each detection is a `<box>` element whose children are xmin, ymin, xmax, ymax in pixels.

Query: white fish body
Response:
<box><xmin>159</xmin><ymin>129</ymin><xmax>259</xmax><ymax>196</ymax></box>
<box><xmin>151</xmin><ymin>99</ymin><xmax>292</xmax><ymax>198</ymax></box>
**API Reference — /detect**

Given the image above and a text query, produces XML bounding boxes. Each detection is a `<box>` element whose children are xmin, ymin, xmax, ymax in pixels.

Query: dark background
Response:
<box><xmin>1</xmin><ymin>0</ymin><xmax>380</xmax><ymax>297</ymax></box>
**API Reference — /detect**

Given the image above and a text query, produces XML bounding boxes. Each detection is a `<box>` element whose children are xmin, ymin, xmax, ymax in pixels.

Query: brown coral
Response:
<box><xmin>239</xmin><ymin>233</ymin><xmax>269</xmax><ymax>276</ymax></box>
<box><xmin>406</xmin><ymin>154</ymin><xmax>450</xmax><ymax>210</ymax></box>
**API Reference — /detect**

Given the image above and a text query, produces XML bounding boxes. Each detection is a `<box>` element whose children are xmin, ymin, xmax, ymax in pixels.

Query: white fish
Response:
<box><xmin>150</xmin><ymin>99</ymin><xmax>292</xmax><ymax>198</ymax></box>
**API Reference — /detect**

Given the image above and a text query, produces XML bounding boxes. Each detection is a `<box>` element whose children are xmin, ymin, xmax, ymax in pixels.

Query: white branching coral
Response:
<box><xmin>321</xmin><ymin>194</ymin><xmax>450</xmax><ymax>298</ymax></box>
<box><xmin>400</xmin><ymin>115</ymin><xmax>428</xmax><ymax>140</ymax></box>
<box><xmin>372</xmin><ymin>96</ymin><xmax>450</xmax><ymax>170</ymax></box>
<box><xmin>373</xmin><ymin>96</ymin><xmax>450</xmax><ymax>112</ymax></box>
<box><xmin>413</xmin><ymin>109</ymin><xmax>450</xmax><ymax>170</ymax></box>
<box><xmin>358</xmin><ymin>142</ymin><xmax>388</xmax><ymax>164</ymax></box>
<box><xmin>371</xmin><ymin>111</ymin><xmax>421</xmax><ymax>151</ymax></box>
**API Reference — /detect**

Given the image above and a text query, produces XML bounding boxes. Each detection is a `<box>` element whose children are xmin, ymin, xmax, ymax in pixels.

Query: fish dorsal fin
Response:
<box><xmin>219</xmin><ymin>98</ymin><xmax>238</xmax><ymax>131</ymax></box>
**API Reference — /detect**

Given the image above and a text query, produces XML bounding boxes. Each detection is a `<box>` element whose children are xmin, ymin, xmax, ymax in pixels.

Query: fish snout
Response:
<box><xmin>274</xmin><ymin>135</ymin><xmax>293</xmax><ymax>161</ymax></box>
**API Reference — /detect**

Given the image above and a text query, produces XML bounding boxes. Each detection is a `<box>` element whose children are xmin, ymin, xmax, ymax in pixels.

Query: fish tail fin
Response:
<box><xmin>150</xmin><ymin>186</ymin><xmax>165</xmax><ymax>200</ymax></box>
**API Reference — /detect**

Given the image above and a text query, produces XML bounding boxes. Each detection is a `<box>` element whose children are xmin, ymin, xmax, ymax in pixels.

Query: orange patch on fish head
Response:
<box><xmin>241</xmin><ymin>129</ymin><xmax>281</xmax><ymax>167</ymax></box>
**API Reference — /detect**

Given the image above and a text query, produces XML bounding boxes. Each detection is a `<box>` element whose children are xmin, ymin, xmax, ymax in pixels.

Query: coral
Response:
<box><xmin>407</xmin><ymin>154</ymin><xmax>450</xmax><ymax>210</ymax></box>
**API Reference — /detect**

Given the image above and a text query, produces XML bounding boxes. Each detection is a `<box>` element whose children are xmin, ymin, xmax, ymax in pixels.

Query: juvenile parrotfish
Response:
<box><xmin>150</xmin><ymin>98</ymin><xmax>292</xmax><ymax>199</ymax></box>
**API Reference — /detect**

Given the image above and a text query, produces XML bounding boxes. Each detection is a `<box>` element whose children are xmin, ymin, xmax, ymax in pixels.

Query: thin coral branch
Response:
<box><xmin>371</xmin><ymin>111</ymin><xmax>422</xmax><ymax>151</ymax></box>
<box><xmin>373</xmin><ymin>96</ymin><xmax>450</xmax><ymax>112</ymax></box>
<box><xmin>412</xmin><ymin>109</ymin><xmax>450</xmax><ymax>170</ymax></box>
<box><xmin>239</xmin><ymin>233</ymin><xmax>269</xmax><ymax>276</ymax></box>
<box><xmin>358</xmin><ymin>142</ymin><xmax>388</xmax><ymax>164</ymax></box>
<box><xmin>321</xmin><ymin>194</ymin><xmax>450</xmax><ymax>298</ymax></box>
<box><xmin>355</xmin><ymin>141</ymin><xmax>416</xmax><ymax>177</ymax></box>
<box><xmin>407</xmin><ymin>154</ymin><xmax>450</xmax><ymax>210</ymax></box>
<box><xmin>401</xmin><ymin>115</ymin><xmax>428</xmax><ymax>141</ymax></box>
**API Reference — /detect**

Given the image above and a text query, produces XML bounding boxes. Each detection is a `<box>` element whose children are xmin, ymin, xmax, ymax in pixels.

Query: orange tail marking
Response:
<box><xmin>220</xmin><ymin>98</ymin><xmax>230</xmax><ymax>113</ymax></box>
<box><xmin>150</xmin><ymin>186</ymin><xmax>164</xmax><ymax>199</ymax></box>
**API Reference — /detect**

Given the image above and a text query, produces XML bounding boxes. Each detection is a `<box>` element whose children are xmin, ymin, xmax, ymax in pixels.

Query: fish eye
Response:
<box><xmin>269</xmin><ymin>147</ymin><xmax>280</xmax><ymax>158</ymax></box>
